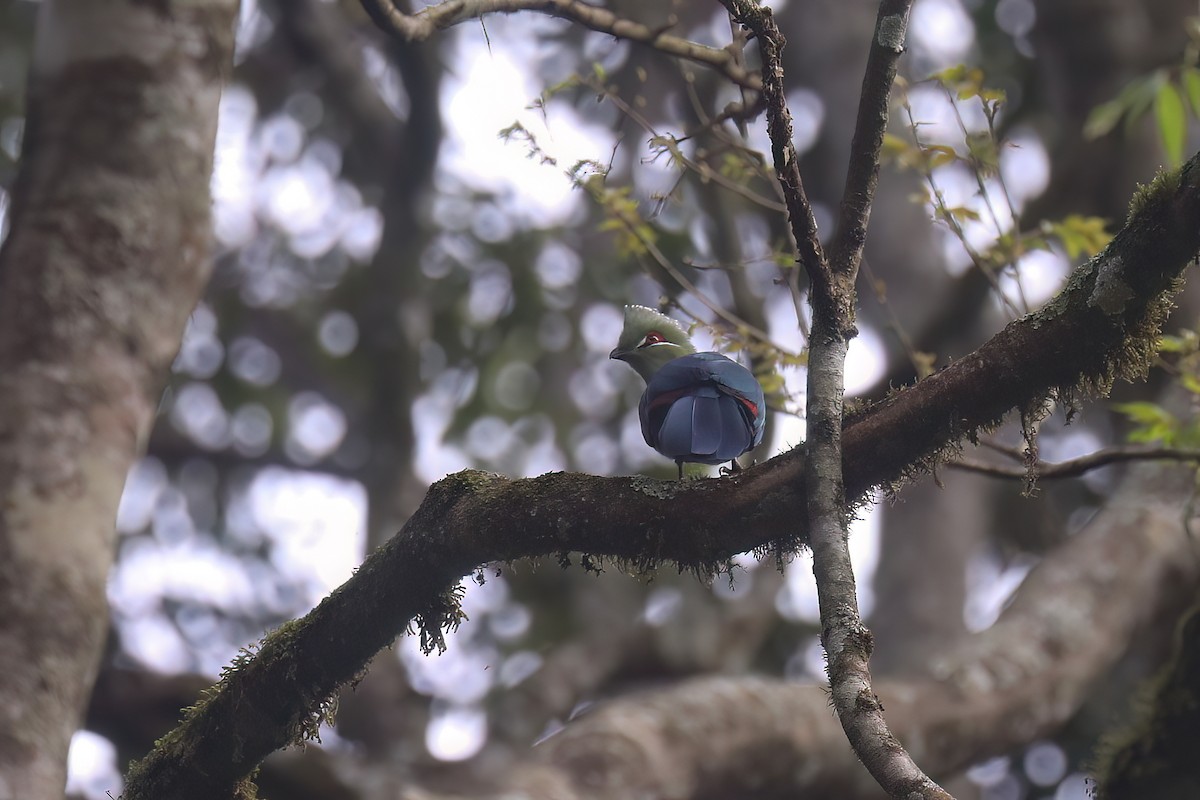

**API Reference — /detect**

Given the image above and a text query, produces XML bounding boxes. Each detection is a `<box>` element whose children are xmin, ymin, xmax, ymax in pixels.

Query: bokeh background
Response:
<box><xmin>0</xmin><ymin>0</ymin><xmax>1195</xmax><ymax>797</ymax></box>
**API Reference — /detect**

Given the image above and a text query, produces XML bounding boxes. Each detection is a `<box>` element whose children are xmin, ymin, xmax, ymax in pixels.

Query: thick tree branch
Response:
<box><xmin>0</xmin><ymin>2</ymin><xmax>237</xmax><ymax>796</ymax></box>
<box><xmin>359</xmin><ymin>0</ymin><xmax>762</xmax><ymax>91</ymax></box>
<box><xmin>198</xmin><ymin>461</ymin><xmax>1192</xmax><ymax>800</ymax></box>
<box><xmin>123</xmin><ymin>149</ymin><xmax>1200</xmax><ymax>798</ymax></box>
<box><xmin>843</xmin><ymin>161</ymin><xmax>1200</xmax><ymax>489</ymax></box>
<box><xmin>502</xmin><ymin>463</ymin><xmax>1200</xmax><ymax>799</ymax></box>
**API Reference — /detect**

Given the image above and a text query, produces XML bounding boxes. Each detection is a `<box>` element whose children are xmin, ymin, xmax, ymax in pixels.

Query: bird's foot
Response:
<box><xmin>719</xmin><ymin>458</ymin><xmax>744</xmax><ymax>477</ymax></box>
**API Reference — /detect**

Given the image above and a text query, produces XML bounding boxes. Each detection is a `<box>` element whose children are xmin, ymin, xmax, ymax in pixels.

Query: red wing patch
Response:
<box><xmin>646</xmin><ymin>387</ymin><xmax>692</xmax><ymax>411</ymax></box>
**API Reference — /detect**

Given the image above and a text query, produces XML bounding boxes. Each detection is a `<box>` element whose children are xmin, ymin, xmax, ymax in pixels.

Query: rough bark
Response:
<box><xmin>0</xmin><ymin>1</ymin><xmax>237</xmax><ymax>796</ymax></box>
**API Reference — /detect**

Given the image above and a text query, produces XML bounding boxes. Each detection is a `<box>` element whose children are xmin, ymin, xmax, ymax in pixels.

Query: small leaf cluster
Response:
<box><xmin>885</xmin><ymin>68</ymin><xmax>1114</xmax><ymax>271</ymax></box>
<box><xmin>1114</xmin><ymin>329</ymin><xmax>1200</xmax><ymax>445</ymax></box>
<box><xmin>1086</xmin><ymin>20</ymin><xmax>1200</xmax><ymax>166</ymax></box>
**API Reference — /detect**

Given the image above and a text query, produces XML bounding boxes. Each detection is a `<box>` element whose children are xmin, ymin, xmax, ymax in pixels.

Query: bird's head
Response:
<box><xmin>609</xmin><ymin>304</ymin><xmax>696</xmax><ymax>383</ymax></box>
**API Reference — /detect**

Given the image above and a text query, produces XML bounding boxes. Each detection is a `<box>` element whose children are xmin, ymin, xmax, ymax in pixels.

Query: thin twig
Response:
<box><xmin>571</xmin><ymin>73</ymin><xmax>785</xmax><ymax>215</ymax></box>
<box><xmin>899</xmin><ymin>95</ymin><xmax>1023</xmax><ymax>319</ymax></box>
<box><xmin>623</xmin><ymin>211</ymin><xmax>801</xmax><ymax>360</ymax></box>
<box><xmin>828</xmin><ymin>2</ymin><xmax>910</xmax><ymax>291</ymax></box>
<box><xmin>860</xmin><ymin>257</ymin><xmax>929</xmax><ymax>379</ymax></box>
<box><xmin>942</xmin><ymin>85</ymin><xmax>1030</xmax><ymax>313</ymax></box>
<box><xmin>979</xmin><ymin>437</ymin><xmax>1027</xmax><ymax>461</ymax></box>
<box><xmin>360</xmin><ymin>0</ymin><xmax>762</xmax><ymax>90</ymax></box>
<box><xmin>951</xmin><ymin>445</ymin><xmax>1200</xmax><ymax>481</ymax></box>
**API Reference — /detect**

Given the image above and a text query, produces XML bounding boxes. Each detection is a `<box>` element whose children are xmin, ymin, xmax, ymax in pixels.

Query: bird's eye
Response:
<box><xmin>640</xmin><ymin>331</ymin><xmax>666</xmax><ymax>347</ymax></box>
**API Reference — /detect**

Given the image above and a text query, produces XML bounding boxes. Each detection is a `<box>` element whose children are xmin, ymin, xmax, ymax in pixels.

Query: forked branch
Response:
<box><xmin>720</xmin><ymin>1</ymin><xmax>949</xmax><ymax>798</ymax></box>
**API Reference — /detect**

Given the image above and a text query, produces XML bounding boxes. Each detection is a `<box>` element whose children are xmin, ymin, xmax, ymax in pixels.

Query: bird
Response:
<box><xmin>609</xmin><ymin>304</ymin><xmax>766</xmax><ymax>478</ymax></box>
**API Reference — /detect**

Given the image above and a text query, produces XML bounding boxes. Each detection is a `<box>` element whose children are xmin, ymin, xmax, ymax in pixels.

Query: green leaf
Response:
<box><xmin>1085</xmin><ymin>99</ymin><xmax>1127</xmax><ymax>139</ymax></box>
<box><xmin>928</xmin><ymin>64</ymin><xmax>985</xmax><ymax>100</ymax></box>
<box><xmin>923</xmin><ymin>144</ymin><xmax>958</xmax><ymax>168</ymax></box>
<box><xmin>1046</xmin><ymin>215</ymin><xmax>1112</xmax><ymax>259</ymax></box>
<box><xmin>944</xmin><ymin>205</ymin><xmax>981</xmax><ymax>224</ymax></box>
<box><xmin>965</xmin><ymin>131</ymin><xmax>999</xmax><ymax>175</ymax></box>
<box><xmin>1155</xmin><ymin>80</ymin><xmax>1187</xmax><ymax>166</ymax></box>
<box><xmin>1113</xmin><ymin>401</ymin><xmax>1180</xmax><ymax>445</ymax></box>
<box><xmin>1087</xmin><ymin>75</ymin><xmax>1163</xmax><ymax>139</ymax></box>
<box><xmin>1158</xmin><ymin>330</ymin><xmax>1199</xmax><ymax>354</ymax></box>
<box><xmin>1113</xmin><ymin>401</ymin><xmax>1174</xmax><ymax>425</ymax></box>
<box><xmin>1123</xmin><ymin>76</ymin><xmax>1161</xmax><ymax>133</ymax></box>
<box><xmin>1182</xmin><ymin>373</ymin><xmax>1200</xmax><ymax>395</ymax></box>
<box><xmin>1158</xmin><ymin>335</ymin><xmax>1190</xmax><ymax>353</ymax></box>
<box><xmin>1183</xmin><ymin>67</ymin><xmax>1200</xmax><ymax>117</ymax></box>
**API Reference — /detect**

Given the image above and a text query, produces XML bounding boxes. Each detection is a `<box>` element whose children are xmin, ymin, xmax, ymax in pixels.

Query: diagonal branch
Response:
<box><xmin>718</xmin><ymin>0</ymin><xmax>828</xmax><ymax>293</ymax></box>
<box><xmin>121</xmin><ymin>116</ymin><xmax>1200</xmax><ymax>800</ymax></box>
<box><xmin>359</xmin><ymin>0</ymin><xmax>762</xmax><ymax>91</ymax></box>
<box><xmin>830</xmin><ymin>0</ymin><xmax>914</xmax><ymax>289</ymax></box>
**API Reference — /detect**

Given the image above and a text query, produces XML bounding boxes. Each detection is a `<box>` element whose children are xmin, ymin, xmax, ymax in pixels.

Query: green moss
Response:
<box><xmin>409</xmin><ymin>583</ymin><xmax>467</xmax><ymax>655</ymax></box>
<box><xmin>1127</xmin><ymin>166</ymin><xmax>1183</xmax><ymax>221</ymax></box>
<box><xmin>1092</xmin><ymin>600</ymin><xmax>1200</xmax><ymax>799</ymax></box>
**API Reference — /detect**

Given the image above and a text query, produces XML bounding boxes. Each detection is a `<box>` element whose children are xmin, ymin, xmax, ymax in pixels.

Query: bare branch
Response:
<box><xmin>725</xmin><ymin>0</ymin><xmax>941</xmax><ymax>797</ymax></box>
<box><xmin>359</xmin><ymin>0</ymin><xmax>762</xmax><ymax>91</ymax></box>
<box><xmin>830</xmin><ymin>0</ymin><xmax>915</xmax><ymax>288</ymax></box>
<box><xmin>718</xmin><ymin>0</ymin><xmax>828</xmax><ymax>292</ymax></box>
<box><xmin>950</xmin><ymin>445</ymin><xmax>1200</xmax><ymax>481</ymax></box>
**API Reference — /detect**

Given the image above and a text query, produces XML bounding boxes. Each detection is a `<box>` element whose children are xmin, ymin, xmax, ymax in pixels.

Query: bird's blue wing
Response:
<box><xmin>680</xmin><ymin>353</ymin><xmax>767</xmax><ymax>445</ymax></box>
<box><xmin>639</xmin><ymin>353</ymin><xmax>767</xmax><ymax>463</ymax></box>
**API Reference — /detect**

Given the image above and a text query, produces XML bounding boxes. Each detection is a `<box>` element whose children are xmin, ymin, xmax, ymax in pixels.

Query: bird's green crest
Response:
<box><xmin>610</xmin><ymin>305</ymin><xmax>696</xmax><ymax>383</ymax></box>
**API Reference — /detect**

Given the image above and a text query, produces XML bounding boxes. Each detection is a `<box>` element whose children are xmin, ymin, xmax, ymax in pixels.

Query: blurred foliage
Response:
<box><xmin>1085</xmin><ymin>16</ymin><xmax>1200</xmax><ymax>167</ymax></box>
<box><xmin>1113</xmin><ymin>329</ymin><xmax>1200</xmax><ymax>446</ymax></box>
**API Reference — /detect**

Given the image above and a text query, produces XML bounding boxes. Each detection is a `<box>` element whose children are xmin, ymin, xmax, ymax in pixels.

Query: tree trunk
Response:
<box><xmin>0</xmin><ymin>1</ymin><xmax>237</xmax><ymax>795</ymax></box>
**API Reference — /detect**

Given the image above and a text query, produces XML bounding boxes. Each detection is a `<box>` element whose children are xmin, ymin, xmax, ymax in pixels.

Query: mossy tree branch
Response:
<box><xmin>123</xmin><ymin>150</ymin><xmax>1200</xmax><ymax>798</ymax></box>
<box><xmin>497</xmin><ymin>463</ymin><xmax>1198</xmax><ymax>800</ymax></box>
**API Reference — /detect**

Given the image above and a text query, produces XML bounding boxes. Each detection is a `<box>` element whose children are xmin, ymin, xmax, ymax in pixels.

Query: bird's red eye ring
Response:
<box><xmin>640</xmin><ymin>331</ymin><xmax>666</xmax><ymax>347</ymax></box>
